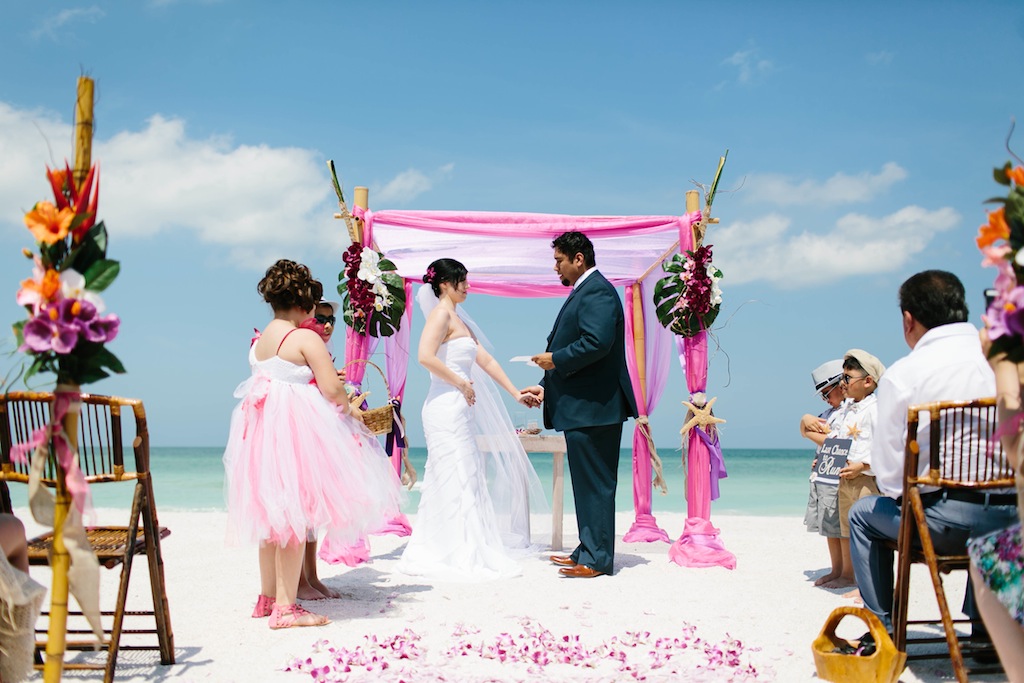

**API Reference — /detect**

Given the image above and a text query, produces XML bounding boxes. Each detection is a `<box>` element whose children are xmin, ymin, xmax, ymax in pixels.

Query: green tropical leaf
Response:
<box><xmin>83</xmin><ymin>259</ymin><xmax>120</xmax><ymax>292</ymax></box>
<box><xmin>379</xmin><ymin>258</ymin><xmax>397</xmax><ymax>271</ymax></box>
<box><xmin>994</xmin><ymin>162</ymin><xmax>1013</xmax><ymax>186</ymax></box>
<box><xmin>92</xmin><ymin>346</ymin><xmax>126</xmax><ymax>374</ymax></box>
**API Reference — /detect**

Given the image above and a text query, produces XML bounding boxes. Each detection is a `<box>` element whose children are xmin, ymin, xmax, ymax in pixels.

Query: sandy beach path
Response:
<box><xmin>13</xmin><ymin>509</ymin><xmax>1008</xmax><ymax>682</ymax></box>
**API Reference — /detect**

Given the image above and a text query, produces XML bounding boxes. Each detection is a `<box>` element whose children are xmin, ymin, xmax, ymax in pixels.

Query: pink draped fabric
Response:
<box><xmin>668</xmin><ymin>329</ymin><xmax>736</xmax><ymax>569</ymax></box>
<box><xmin>363</xmin><ymin>209</ymin><xmax>685</xmax><ymax>239</ymax></box>
<box><xmin>622</xmin><ymin>281</ymin><xmax>671</xmax><ymax>543</ymax></box>
<box><xmin>667</xmin><ymin>518</ymin><xmax>736</xmax><ymax>570</ymax></box>
<box><xmin>377</xmin><ymin>280</ymin><xmax>415</xmax><ymax>537</ymax></box>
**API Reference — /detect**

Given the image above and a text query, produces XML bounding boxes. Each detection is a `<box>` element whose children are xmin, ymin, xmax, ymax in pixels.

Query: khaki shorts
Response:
<box><xmin>838</xmin><ymin>473</ymin><xmax>879</xmax><ymax>538</ymax></box>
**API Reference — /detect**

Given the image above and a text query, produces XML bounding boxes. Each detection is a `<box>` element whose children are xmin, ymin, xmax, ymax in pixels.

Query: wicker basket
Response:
<box><xmin>343</xmin><ymin>359</ymin><xmax>394</xmax><ymax>436</ymax></box>
<box><xmin>812</xmin><ymin>606</ymin><xmax>906</xmax><ymax>683</ymax></box>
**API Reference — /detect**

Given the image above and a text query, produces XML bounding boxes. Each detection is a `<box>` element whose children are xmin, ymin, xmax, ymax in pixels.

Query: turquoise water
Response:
<box><xmin>6</xmin><ymin>446</ymin><xmax>812</xmax><ymax>517</ymax></box>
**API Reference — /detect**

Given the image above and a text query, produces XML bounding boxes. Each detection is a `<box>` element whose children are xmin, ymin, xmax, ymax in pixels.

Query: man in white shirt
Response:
<box><xmin>848</xmin><ymin>270</ymin><xmax>1018</xmax><ymax>632</ymax></box>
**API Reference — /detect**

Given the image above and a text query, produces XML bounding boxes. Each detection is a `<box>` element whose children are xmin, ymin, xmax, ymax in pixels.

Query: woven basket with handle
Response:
<box><xmin>343</xmin><ymin>359</ymin><xmax>394</xmax><ymax>436</ymax></box>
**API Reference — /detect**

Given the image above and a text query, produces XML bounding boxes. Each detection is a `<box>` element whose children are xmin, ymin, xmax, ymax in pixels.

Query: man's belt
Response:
<box><xmin>917</xmin><ymin>489</ymin><xmax>1018</xmax><ymax>506</ymax></box>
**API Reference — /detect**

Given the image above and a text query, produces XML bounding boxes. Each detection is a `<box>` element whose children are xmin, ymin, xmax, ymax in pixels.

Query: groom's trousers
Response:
<box><xmin>565</xmin><ymin>423</ymin><xmax>622</xmax><ymax>575</ymax></box>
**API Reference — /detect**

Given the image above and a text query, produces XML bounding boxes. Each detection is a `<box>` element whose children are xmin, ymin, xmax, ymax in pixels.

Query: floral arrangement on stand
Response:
<box><xmin>15</xmin><ymin>163</ymin><xmax>124</xmax><ymax>384</ymax></box>
<box><xmin>978</xmin><ymin>160</ymin><xmax>1024</xmax><ymax>361</ymax></box>
<box><xmin>339</xmin><ymin>243</ymin><xmax>406</xmax><ymax>338</ymax></box>
<box><xmin>653</xmin><ymin>244</ymin><xmax>724</xmax><ymax>338</ymax></box>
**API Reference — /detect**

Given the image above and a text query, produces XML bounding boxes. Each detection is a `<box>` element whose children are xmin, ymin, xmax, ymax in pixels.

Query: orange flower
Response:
<box><xmin>19</xmin><ymin>268</ymin><xmax>61</xmax><ymax>300</ymax></box>
<box><xmin>23</xmin><ymin>201</ymin><xmax>74</xmax><ymax>245</ymax></box>
<box><xmin>977</xmin><ymin>206</ymin><xmax>1010</xmax><ymax>248</ymax></box>
<box><xmin>1008</xmin><ymin>166</ymin><xmax>1024</xmax><ymax>187</ymax></box>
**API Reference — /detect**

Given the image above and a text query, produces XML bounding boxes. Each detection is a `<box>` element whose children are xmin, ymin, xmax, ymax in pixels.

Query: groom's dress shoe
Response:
<box><xmin>559</xmin><ymin>565</ymin><xmax>606</xmax><ymax>578</ymax></box>
<box><xmin>550</xmin><ymin>555</ymin><xmax>576</xmax><ymax>567</ymax></box>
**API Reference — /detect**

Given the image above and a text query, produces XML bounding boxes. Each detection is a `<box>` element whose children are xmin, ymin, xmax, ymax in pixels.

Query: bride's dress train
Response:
<box><xmin>398</xmin><ymin>336</ymin><xmax>547</xmax><ymax>581</ymax></box>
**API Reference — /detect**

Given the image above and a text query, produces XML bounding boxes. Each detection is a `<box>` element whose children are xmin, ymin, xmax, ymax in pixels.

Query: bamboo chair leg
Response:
<box><xmin>142</xmin><ymin>486</ymin><xmax>174</xmax><ymax>664</ymax></box>
<box><xmin>104</xmin><ymin>499</ymin><xmax>144</xmax><ymax>682</ymax></box>
<box><xmin>893</xmin><ymin>510</ymin><xmax>914</xmax><ymax>652</ymax></box>
<box><xmin>913</xmin><ymin>497</ymin><xmax>968</xmax><ymax>683</ymax></box>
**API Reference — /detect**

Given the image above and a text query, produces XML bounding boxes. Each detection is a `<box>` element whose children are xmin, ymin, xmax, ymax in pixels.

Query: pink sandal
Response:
<box><xmin>251</xmin><ymin>594</ymin><xmax>274</xmax><ymax>618</ymax></box>
<box><xmin>269</xmin><ymin>603</ymin><xmax>330</xmax><ymax>629</ymax></box>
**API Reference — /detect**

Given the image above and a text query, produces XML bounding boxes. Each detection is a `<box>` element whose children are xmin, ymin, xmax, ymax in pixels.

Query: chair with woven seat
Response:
<box><xmin>891</xmin><ymin>397</ymin><xmax>1015</xmax><ymax>683</ymax></box>
<box><xmin>0</xmin><ymin>391</ymin><xmax>174</xmax><ymax>682</ymax></box>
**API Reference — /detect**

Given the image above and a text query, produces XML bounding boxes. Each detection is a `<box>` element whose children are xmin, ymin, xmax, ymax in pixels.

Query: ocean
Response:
<box><xmin>5</xmin><ymin>446</ymin><xmax>813</xmax><ymax>517</ymax></box>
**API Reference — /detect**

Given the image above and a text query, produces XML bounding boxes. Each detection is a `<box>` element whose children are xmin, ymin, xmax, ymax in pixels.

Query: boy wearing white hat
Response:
<box><xmin>819</xmin><ymin>348</ymin><xmax>886</xmax><ymax>589</ymax></box>
<box><xmin>800</xmin><ymin>360</ymin><xmax>846</xmax><ymax>586</ymax></box>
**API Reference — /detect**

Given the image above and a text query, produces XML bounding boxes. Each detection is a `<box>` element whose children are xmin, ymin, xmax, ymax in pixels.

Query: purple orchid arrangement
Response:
<box><xmin>978</xmin><ymin>160</ymin><xmax>1024</xmax><ymax>360</ymax></box>
<box><xmin>15</xmin><ymin>164</ymin><xmax>124</xmax><ymax>385</ymax></box>
<box><xmin>654</xmin><ymin>245</ymin><xmax>724</xmax><ymax>338</ymax></box>
<box><xmin>338</xmin><ymin>243</ymin><xmax>406</xmax><ymax>338</ymax></box>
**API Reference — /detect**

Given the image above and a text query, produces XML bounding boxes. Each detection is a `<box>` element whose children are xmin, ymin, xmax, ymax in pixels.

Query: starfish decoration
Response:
<box><xmin>845</xmin><ymin>422</ymin><xmax>862</xmax><ymax>441</ymax></box>
<box><xmin>680</xmin><ymin>396</ymin><xmax>726</xmax><ymax>438</ymax></box>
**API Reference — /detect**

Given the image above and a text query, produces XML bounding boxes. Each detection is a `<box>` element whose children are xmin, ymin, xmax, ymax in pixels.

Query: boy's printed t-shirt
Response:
<box><xmin>827</xmin><ymin>394</ymin><xmax>878</xmax><ymax>476</ymax></box>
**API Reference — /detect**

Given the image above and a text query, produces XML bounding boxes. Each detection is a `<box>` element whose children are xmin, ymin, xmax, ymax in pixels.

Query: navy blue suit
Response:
<box><xmin>541</xmin><ymin>270</ymin><xmax>637</xmax><ymax>574</ymax></box>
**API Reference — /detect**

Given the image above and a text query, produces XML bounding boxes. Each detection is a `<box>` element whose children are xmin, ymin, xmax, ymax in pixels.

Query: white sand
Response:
<box><xmin>13</xmin><ymin>509</ymin><xmax>1009</xmax><ymax>682</ymax></box>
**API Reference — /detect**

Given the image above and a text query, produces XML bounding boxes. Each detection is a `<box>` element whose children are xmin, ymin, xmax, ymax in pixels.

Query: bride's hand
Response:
<box><xmin>460</xmin><ymin>380</ymin><xmax>476</xmax><ymax>406</ymax></box>
<box><xmin>516</xmin><ymin>391</ymin><xmax>540</xmax><ymax>408</ymax></box>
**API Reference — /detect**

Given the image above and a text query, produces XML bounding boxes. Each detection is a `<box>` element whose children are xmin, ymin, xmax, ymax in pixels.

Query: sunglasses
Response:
<box><xmin>841</xmin><ymin>373</ymin><xmax>868</xmax><ymax>385</ymax></box>
<box><xmin>314</xmin><ymin>313</ymin><xmax>336</xmax><ymax>326</ymax></box>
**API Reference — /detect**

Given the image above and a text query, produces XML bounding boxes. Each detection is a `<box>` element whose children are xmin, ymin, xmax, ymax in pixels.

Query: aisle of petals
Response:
<box><xmin>283</xmin><ymin>618</ymin><xmax>768</xmax><ymax>682</ymax></box>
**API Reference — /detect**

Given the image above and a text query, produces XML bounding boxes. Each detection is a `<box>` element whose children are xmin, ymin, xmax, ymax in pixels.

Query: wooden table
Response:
<box><xmin>518</xmin><ymin>433</ymin><xmax>567</xmax><ymax>550</ymax></box>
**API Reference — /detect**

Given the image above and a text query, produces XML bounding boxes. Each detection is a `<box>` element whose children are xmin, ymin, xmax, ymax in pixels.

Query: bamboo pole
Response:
<box><xmin>73</xmin><ymin>77</ymin><xmax>94</xmax><ymax>188</ymax></box>
<box><xmin>631</xmin><ymin>285</ymin><xmax>647</xmax><ymax>401</ymax></box>
<box><xmin>353</xmin><ymin>186</ymin><xmax>368</xmax><ymax>245</ymax></box>
<box><xmin>45</xmin><ymin>75</ymin><xmax>94</xmax><ymax>683</ymax></box>
<box><xmin>44</xmin><ymin>387</ymin><xmax>81</xmax><ymax>682</ymax></box>
<box><xmin>686</xmin><ymin>190</ymin><xmax>702</xmax><ymax>248</ymax></box>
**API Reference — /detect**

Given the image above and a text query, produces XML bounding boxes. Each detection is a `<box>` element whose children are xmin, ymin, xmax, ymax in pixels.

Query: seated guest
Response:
<box><xmin>0</xmin><ymin>513</ymin><xmax>45</xmax><ymax>683</ymax></box>
<box><xmin>848</xmin><ymin>270</ymin><xmax>1018</xmax><ymax>633</ymax></box>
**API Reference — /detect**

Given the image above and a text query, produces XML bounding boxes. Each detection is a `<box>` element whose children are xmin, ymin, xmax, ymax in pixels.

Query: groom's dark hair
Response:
<box><xmin>552</xmin><ymin>231</ymin><xmax>596</xmax><ymax>268</ymax></box>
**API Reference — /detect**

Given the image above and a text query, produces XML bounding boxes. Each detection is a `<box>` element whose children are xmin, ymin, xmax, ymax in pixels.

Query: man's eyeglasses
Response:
<box><xmin>314</xmin><ymin>314</ymin><xmax>336</xmax><ymax>326</ymax></box>
<box><xmin>841</xmin><ymin>373</ymin><xmax>868</xmax><ymax>385</ymax></box>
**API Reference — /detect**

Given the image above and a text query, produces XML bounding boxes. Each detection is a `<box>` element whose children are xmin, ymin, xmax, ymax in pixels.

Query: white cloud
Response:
<box><xmin>743</xmin><ymin>162</ymin><xmax>909</xmax><ymax>206</ymax></box>
<box><xmin>374</xmin><ymin>163</ymin><xmax>454</xmax><ymax>205</ymax></box>
<box><xmin>31</xmin><ymin>6</ymin><xmax>105</xmax><ymax>40</ymax></box>
<box><xmin>866</xmin><ymin>50</ymin><xmax>894</xmax><ymax>65</ymax></box>
<box><xmin>722</xmin><ymin>49</ymin><xmax>773</xmax><ymax>85</ymax></box>
<box><xmin>0</xmin><ymin>100</ymin><xmax>448</xmax><ymax>268</ymax></box>
<box><xmin>710</xmin><ymin>205</ymin><xmax>960</xmax><ymax>287</ymax></box>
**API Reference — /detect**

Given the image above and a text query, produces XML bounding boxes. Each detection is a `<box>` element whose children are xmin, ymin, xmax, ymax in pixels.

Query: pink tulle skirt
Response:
<box><xmin>223</xmin><ymin>370</ymin><xmax>403</xmax><ymax>553</ymax></box>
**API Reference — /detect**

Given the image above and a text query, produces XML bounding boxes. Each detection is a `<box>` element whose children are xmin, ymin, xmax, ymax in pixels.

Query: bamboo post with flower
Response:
<box><xmin>15</xmin><ymin>75</ymin><xmax>125</xmax><ymax>680</ymax></box>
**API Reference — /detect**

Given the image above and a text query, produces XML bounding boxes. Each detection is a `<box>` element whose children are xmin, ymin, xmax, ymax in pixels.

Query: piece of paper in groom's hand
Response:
<box><xmin>510</xmin><ymin>356</ymin><xmax>540</xmax><ymax>367</ymax></box>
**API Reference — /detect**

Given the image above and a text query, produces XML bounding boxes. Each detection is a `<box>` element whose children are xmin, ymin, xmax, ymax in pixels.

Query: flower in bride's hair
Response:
<box><xmin>425</xmin><ymin>267</ymin><xmax>436</xmax><ymax>283</ymax></box>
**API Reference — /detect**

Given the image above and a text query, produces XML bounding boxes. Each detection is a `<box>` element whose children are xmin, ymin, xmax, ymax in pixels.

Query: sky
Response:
<box><xmin>1</xmin><ymin>1</ymin><xmax>1024</xmax><ymax>451</ymax></box>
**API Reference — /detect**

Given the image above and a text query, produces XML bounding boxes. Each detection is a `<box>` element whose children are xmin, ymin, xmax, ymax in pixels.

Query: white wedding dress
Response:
<box><xmin>397</xmin><ymin>335</ymin><xmax>548</xmax><ymax>582</ymax></box>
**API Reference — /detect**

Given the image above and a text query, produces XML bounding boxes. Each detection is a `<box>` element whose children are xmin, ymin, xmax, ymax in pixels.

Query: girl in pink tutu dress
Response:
<box><xmin>223</xmin><ymin>259</ymin><xmax>403</xmax><ymax>629</ymax></box>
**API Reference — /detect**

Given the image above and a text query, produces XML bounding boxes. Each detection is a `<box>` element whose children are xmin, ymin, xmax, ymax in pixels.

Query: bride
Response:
<box><xmin>398</xmin><ymin>258</ymin><xmax>548</xmax><ymax>581</ymax></box>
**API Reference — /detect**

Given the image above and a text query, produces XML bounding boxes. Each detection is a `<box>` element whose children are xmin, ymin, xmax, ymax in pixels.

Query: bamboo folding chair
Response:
<box><xmin>0</xmin><ymin>391</ymin><xmax>174</xmax><ymax>682</ymax></box>
<box><xmin>891</xmin><ymin>397</ymin><xmax>1014</xmax><ymax>683</ymax></box>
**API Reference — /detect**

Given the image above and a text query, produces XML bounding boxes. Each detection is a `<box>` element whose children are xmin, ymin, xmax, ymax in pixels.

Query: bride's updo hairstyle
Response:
<box><xmin>422</xmin><ymin>258</ymin><xmax>468</xmax><ymax>297</ymax></box>
<box><xmin>257</xmin><ymin>259</ymin><xmax>324</xmax><ymax>312</ymax></box>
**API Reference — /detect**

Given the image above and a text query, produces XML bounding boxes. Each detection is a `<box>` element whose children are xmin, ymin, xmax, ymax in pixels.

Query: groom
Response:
<box><xmin>526</xmin><ymin>231</ymin><xmax>637</xmax><ymax>578</ymax></box>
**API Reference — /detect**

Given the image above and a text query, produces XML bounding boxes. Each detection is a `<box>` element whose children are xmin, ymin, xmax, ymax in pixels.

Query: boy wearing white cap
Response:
<box><xmin>821</xmin><ymin>348</ymin><xmax>886</xmax><ymax>589</ymax></box>
<box><xmin>800</xmin><ymin>359</ymin><xmax>846</xmax><ymax>586</ymax></box>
